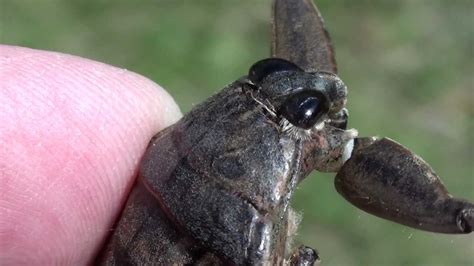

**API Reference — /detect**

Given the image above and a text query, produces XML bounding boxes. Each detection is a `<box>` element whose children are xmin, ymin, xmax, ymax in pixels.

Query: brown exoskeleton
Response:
<box><xmin>97</xmin><ymin>0</ymin><xmax>473</xmax><ymax>265</ymax></box>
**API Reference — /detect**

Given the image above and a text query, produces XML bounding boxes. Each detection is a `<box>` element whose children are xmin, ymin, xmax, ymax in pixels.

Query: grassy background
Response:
<box><xmin>2</xmin><ymin>0</ymin><xmax>473</xmax><ymax>265</ymax></box>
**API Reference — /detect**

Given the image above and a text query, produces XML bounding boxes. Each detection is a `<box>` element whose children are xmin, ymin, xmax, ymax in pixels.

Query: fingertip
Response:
<box><xmin>0</xmin><ymin>45</ymin><xmax>181</xmax><ymax>264</ymax></box>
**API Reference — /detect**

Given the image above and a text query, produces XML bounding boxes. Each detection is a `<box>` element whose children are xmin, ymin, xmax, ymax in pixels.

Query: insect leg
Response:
<box><xmin>289</xmin><ymin>245</ymin><xmax>320</xmax><ymax>266</ymax></box>
<box><xmin>272</xmin><ymin>0</ymin><xmax>337</xmax><ymax>73</ymax></box>
<box><xmin>335</xmin><ymin>137</ymin><xmax>474</xmax><ymax>234</ymax></box>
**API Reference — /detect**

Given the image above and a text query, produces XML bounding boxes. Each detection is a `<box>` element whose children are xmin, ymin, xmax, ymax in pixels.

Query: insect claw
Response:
<box><xmin>456</xmin><ymin>208</ymin><xmax>473</xmax><ymax>233</ymax></box>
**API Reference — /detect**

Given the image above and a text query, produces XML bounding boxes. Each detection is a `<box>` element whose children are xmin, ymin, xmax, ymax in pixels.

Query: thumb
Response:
<box><xmin>0</xmin><ymin>45</ymin><xmax>181</xmax><ymax>264</ymax></box>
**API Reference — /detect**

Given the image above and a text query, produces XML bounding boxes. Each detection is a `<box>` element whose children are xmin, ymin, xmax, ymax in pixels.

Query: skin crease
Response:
<box><xmin>0</xmin><ymin>45</ymin><xmax>182</xmax><ymax>265</ymax></box>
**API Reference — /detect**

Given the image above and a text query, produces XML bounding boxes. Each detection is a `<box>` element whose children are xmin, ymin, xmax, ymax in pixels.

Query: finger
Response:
<box><xmin>0</xmin><ymin>45</ymin><xmax>181</xmax><ymax>264</ymax></box>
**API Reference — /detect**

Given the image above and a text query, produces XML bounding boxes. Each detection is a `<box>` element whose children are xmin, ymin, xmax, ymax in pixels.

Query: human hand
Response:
<box><xmin>0</xmin><ymin>45</ymin><xmax>181</xmax><ymax>264</ymax></box>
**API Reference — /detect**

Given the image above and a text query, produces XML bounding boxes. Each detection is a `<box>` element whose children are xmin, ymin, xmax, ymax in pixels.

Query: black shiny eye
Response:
<box><xmin>279</xmin><ymin>90</ymin><xmax>329</xmax><ymax>129</ymax></box>
<box><xmin>248</xmin><ymin>58</ymin><xmax>303</xmax><ymax>85</ymax></box>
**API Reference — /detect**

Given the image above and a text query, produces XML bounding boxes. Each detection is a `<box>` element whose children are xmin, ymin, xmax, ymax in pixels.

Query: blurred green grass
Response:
<box><xmin>1</xmin><ymin>0</ymin><xmax>473</xmax><ymax>265</ymax></box>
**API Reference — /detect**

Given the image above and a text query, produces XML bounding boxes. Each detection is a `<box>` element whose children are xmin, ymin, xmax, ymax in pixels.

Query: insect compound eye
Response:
<box><xmin>279</xmin><ymin>90</ymin><xmax>329</xmax><ymax>129</ymax></box>
<box><xmin>248</xmin><ymin>58</ymin><xmax>303</xmax><ymax>85</ymax></box>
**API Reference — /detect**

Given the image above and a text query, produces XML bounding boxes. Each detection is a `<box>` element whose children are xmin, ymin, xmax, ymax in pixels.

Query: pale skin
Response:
<box><xmin>0</xmin><ymin>45</ymin><xmax>182</xmax><ymax>265</ymax></box>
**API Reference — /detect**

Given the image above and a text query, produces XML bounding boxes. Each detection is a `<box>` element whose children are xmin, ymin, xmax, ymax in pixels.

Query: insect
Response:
<box><xmin>97</xmin><ymin>0</ymin><xmax>473</xmax><ymax>265</ymax></box>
